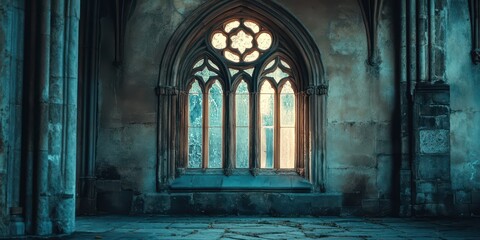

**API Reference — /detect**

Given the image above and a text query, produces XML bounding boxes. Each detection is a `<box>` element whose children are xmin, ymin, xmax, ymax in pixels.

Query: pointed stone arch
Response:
<box><xmin>156</xmin><ymin>0</ymin><xmax>328</xmax><ymax>191</ymax></box>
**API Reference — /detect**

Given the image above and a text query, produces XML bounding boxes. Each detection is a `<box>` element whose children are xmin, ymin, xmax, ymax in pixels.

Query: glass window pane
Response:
<box><xmin>211</xmin><ymin>32</ymin><xmax>227</xmax><ymax>49</ymax></box>
<box><xmin>257</xmin><ymin>32</ymin><xmax>272</xmax><ymax>50</ymax></box>
<box><xmin>236</xmin><ymin>81</ymin><xmax>249</xmax><ymax>168</ymax></box>
<box><xmin>208</xmin><ymin>127</ymin><xmax>222</xmax><ymax>168</ymax></box>
<box><xmin>266</xmin><ymin>67</ymin><xmax>289</xmax><ymax>83</ymax></box>
<box><xmin>280</xmin><ymin>127</ymin><xmax>295</xmax><ymax>168</ymax></box>
<box><xmin>280</xmin><ymin>81</ymin><xmax>296</xmax><ymax>168</ymax></box>
<box><xmin>260</xmin><ymin>81</ymin><xmax>275</xmax><ymax>169</ymax></box>
<box><xmin>224</xmin><ymin>20</ymin><xmax>240</xmax><ymax>33</ymax></box>
<box><xmin>244</xmin><ymin>21</ymin><xmax>260</xmax><ymax>33</ymax></box>
<box><xmin>244</xmin><ymin>51</ymin><xmax>259</xmax><ymax>62</ymax></box>
<box><xmin>231</xmin><ymin>30</ymin><xmax>253</xmax><ymax>54</ymax></box>
<box><xmin>188</xmin><ymin>81</ymin><xmax>202</xmax><ymax>168</ymax></box>
<box><xmin>236</xmin><ymin>127</ymin><xmax>249</xmax><ymax>168</ymax></box>
<box><xmin>208</xmin><ymin>81</ymin><xmax>223</xmax><ymax>168</ymax></box>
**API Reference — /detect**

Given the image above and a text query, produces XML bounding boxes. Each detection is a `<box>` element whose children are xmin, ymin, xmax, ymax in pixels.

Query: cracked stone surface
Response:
<box><xmin>63</xmin><ymin>216</ymin><xmax>480</xmax><ymax>239</ymax></box>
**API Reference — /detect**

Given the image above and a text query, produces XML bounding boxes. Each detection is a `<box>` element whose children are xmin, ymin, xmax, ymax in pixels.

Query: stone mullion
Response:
<box><xmin>251</xmin><ymin>92</ymin><xmax>259</xmax><ymax>174</ymax></box>
<box><xmin>296</xmin><ymin>93</ymin><xmax>304</xmax><ymax>173</ymax></box>
<box><xmin>158</xmin><ymin>93</ymin><xmax>169</xmax><ymax>186</ymax></box>
<box><xmin>302</xmin><ymin>93</ymin><xmax>310</xmax><ymax>180</ymax></box>
<box><xmin>274</xmin><ymin>90</ymin><xmax>280</xmax><ymax>169</ymax></box>
<box><xmin>225</xmin><ymin>92</ymin><xmax>234</xmax><ymax>175</ymax></box>
<box><xmin>169</xmin><ymin>93</ymin><xmax>177</xmax><ymax>180</ymax></box>
<box><xmin>202</xmin><ymin>91</ymin><xmax>208</xmax><ymax>169</ymax></box>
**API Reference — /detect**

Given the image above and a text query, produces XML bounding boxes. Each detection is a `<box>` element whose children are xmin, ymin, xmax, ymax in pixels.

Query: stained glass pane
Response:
<box><xmin>208</xmin><ymin>128</ymin><xmax>222</xmax><ymax>168</ymax></box>
<box><xmin>194</xmin><ymin>59</ymin><xmax>204</xmax><ymax>69</ymax></box>
<box><xmin>244</xmin><ymin>68</ymin><xmax>254</xmax><ymax>76</ymax></box>
<box><xmin>280</xmin><ymin>60</ymin><xmax>291</xmax><ymax>69</ymax></box>
<box><xmin>244</xmin><ymin>51</ymin><xmax>259</xmax><ymax>62</ymax></box>
<box><xmin>266</xmin><ymin>67</ymin><xmax>289</xmax><ymax>83</ymax></box>
<box><xmin>225</xmin><ymin>20</ymin><xmax>240</xmax><ymax>33</ymax></box>
<box><xmin>236</xmin><ymin>127</ymin><xmax>249</xmax><ymax>168</ymax></box>
<box><xmin>188</xmin><ymin>81</ymin><xmax>202</xmax><ymax>168</ymax></box>
<box><xmin>208</xmin><ymin>81</ymin><xmax>223</xmax><ymax>168</ymax></box>
<box><xmin>224</xmin><ymin>50</ymin><xmax>240</xmax><ymax>63</ymax></box>
<box><xmin>280</xmin><ymin>81</ymin><xmax>295</xmax><ymax>168</ymax></box>
<box><xmin>236</xmin><ymin>81</ymin><xmax>249</xmax><ymax>168</ymax></box>
<box><xmin>265</xmin><ymin>60</ymin><xmax>275</xmax><ymax>71</ymax></box>
<box><xmin>195</xmin><ymin>67</ymin><xmax>217</xmax><ymax>82</ymax></box>
<box><xmin>244</xmin><ymin>21</ymin><xmax>260</xmax><ymax>33</ymax></box>
<box><xmin>230</xmin><ymin>68</ymin><xmax>239</xmax><ymax>76</ymax></box>
<box><xmin>208</xmin><ymin>60</ymin><xmax>219</xmax><ymax>70</ymax></box>
<box><xmin>212</xmin><ymin>32</ymin><xmax>227</xmax><ymax>49</ymax></box>
<box><xmin>231</xmin><ymin>30</ymin><xmax>253</xmax><ymax>54</ymax></box>
<box><xmin>260</xmin><ymin>81</ymin><xmax>275</xmax><ymax>168</ymax></box>
<box><xmin>280</xmin><ymin>128</ymin><xmax>295</xmax><ymax>168</ymax></box>
<box><xmin>257</xmin><ymin>32</ymin><xmax>272</xmax><ymax>50</ymax></box>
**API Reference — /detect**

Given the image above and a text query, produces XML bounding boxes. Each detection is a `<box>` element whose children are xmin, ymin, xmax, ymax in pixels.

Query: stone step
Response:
<box><xmin>133</xmin><ymin>192</ymin><xmax>342</xmax><ymax>216</ymax></box>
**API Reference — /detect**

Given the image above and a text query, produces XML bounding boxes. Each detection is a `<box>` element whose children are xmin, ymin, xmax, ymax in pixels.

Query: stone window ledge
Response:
<box><xmin>169</xmin><ymin>174</ymin><xmax>313</xmax><ymax>192</ymax></box>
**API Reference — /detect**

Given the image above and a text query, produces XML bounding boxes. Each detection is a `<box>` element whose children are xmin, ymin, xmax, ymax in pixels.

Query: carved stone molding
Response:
<box><xmin>358</xmin><ymin>0</ymin><xmax>384</xmax><ymax>66</ymax></box>
<box><xmin>470</xmin><ymin>0</ymin><xmax>480</xmax><ymax>64</ymax></box>
<box><xmin>112</xmin><ymin>0</ymin><xmax>136</xmax><ymax>66</ymax></box>
<box><xmin>306</xmin><ymin>84</ymin><xmax>329</xmax><ymax>96</ymax></box>
<box><xmin>155</xmin><ymin>86</ymin><xmax>179</xmax><ymax>96</ymax></box>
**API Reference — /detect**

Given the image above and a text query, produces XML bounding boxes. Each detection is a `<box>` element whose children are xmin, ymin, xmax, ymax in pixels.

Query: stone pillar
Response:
<box><xmin>21</xmin><ymin>0</ymin><xmax>80</xmax><ymax>235</ymax></box>
<box><xmin>402</xmin><ymin>0</ymin><xmax>451</xmax><ymax>217</ymax></box>
<box><xmin>413</xmin><ymin>84</ymin><xmax>452</xmax><ymax>216</ymax></box>
<box><xmin>0</xmin><ymin>0</ymin><xmax>25</xmax><ymax>236</ymax></box>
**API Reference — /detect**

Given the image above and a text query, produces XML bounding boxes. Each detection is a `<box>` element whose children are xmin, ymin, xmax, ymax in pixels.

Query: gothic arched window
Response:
<box><xmin>158</xmin><ymin>0</ymin><xmax>326</xmax><ymax>191</ymax></box>
<box><xmin>185</xmin><ymin>19</ymin><xmax>299</xmax><ymax>171</ymax></box>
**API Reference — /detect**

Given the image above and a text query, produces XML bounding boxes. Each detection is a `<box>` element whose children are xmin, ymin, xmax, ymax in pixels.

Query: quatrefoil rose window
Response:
<box><xmin>211</xmin><ymin>19</ymin><xmax>273</xmax><ymax>63</ymax></box>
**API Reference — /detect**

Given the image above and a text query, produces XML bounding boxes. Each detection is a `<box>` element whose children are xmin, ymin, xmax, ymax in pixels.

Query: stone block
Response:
<box><xmin>416</xmin><ymin>193</ymin><xmax>426</xmax><ymax>204</ymax></box>
<box><xmin>419</xmin><ymin>129</ymin><xmax>449</xmax><ymax>154</ymax></box>
<box><xmin>455</xmin><ymin>191</ymin><xmax>472</xmax><ymax>204</ymax></box>
<box><xmin>416</xmin><ymin>181</ymin><xmax>436</xmax><ymax>193</ymax></box>
<box><xmin>472</xmin><ymin>191</ymin><xmax>480</xmax><ymax>204</ymax></box>
<box><xmin>96</xmin><ymin>180</ymin><xmax>122</xmax><ymax>192</ymax></box>
<box><xmin>362</xmin><ymin>199</ymin><xmax>380</xmax><ymax>214</ymax></box>
<box><xmin>417</xmin><ymin>156</ymin><xmax>450</xmax><ymax>181</ymax></box>
<box><xmin>376</xmin><ymin>155</ymin><xmax>393</xmax><ymax>197</ymax></box>
<box><xmin>170</xmin><ymin>193</ymin><xmax>194</xmax><ymax>215</ymax></box>
<box><xmin>419</xmin><ymin>105</ymin><xmax>449</xmax><ymax>117</ymax></box>
<box><xmin>454</xmin><ymin>204</ymin><xmax>471</xmax><ymax>217</ymax></box>
<box><xmin>97</xmin><ymin>191</ymin><xmax>133</xmax><ymax>214</ymax></box>
<box><xmin>431</xmin><ymin>91</ymin><xmax>450</xmax><ymax>105</ymax></box>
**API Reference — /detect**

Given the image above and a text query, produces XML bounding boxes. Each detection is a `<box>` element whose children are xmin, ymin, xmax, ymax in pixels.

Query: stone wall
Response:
<box><xmin>95</xmin><ymin>0</ymin><xmax>397</xmax><ymax>215</ymax></box>
<box><xmin>447</xmin><ymin>1</ymin><xmax>480</xmax><ymax>217</ymax></box>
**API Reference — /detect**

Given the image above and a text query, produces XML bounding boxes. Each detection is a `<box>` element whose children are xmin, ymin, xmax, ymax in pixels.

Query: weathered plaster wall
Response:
<box><xmin>447</xmin><ymin>1</ymin><xmax>480</xmax><ymax>216</ymax></box>
<box><xmin>96</xmin><ymin>0</ymin><xmax>396</xmax><ymax>214</ymax></box>
<box><xmin>280</xmin><ymin>0</ymin><xmax>396</xmax><ymax>214</ymax></box>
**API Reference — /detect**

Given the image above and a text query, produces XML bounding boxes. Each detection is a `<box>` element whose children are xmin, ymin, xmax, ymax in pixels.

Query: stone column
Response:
<box><xmin>410</xmin><ymin>0</ymin><xmax>452</xmax><ymax>216</ymax></box>
<box><xmin>21</xmin><ymin>0</ymin><xmax>80</xmax><ymax>235</ymax></box>
<box><xmin>0</xmin><ymin>0</ymin><xmax>25</xmax><ymax>236</ymax></box>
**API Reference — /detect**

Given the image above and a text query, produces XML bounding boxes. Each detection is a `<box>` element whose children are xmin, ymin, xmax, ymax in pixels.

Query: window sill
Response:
<box><xmin>169</xmin><ymin>173</ymin><xmax>313</xmax><ymax>192</ymax></box>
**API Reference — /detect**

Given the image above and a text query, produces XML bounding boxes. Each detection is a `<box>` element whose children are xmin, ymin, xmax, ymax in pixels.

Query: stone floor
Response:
<box><xmin>64</xmin><ymin>216</ymin><xmax>480</xmax><ymax>240</ymax></box>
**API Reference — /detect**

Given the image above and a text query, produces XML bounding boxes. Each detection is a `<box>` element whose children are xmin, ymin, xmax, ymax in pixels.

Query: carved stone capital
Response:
<box><xmin>306</xmin><ymin>84</ymin><xmax>328</xmax><ymax>96</ymax></box>
<box><xmin>472</xmin><ymin>49</ymin><xmax>480</xmax><ymax>65</ymax></box>
<box><xmin>156</xmin><ymin>86</ymin><xmax>179</xmax><ymax>96</ymax></box>
<box><xmin>358</xmin><ymin>0</ymin><xmax>384</xmax><ymax>67</ymax></box>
